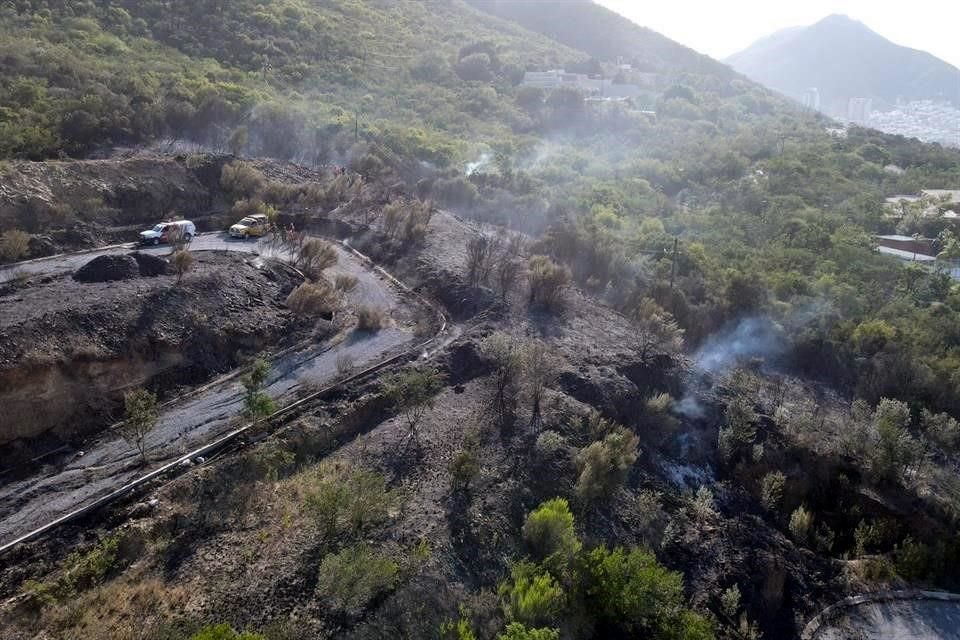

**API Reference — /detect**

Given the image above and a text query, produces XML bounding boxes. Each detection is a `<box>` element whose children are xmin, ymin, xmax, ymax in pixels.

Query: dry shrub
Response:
<box><xmin>259</xmin><ymin>180</ymin><xmax>303</xmax><ymax>206</ymax></box>
<box><xmin>286</xmin><ymin>281</ymin><xmax>339</xmax><ymax>318</ymax></box>
<box><xmin>335</xmin><ymin>274</ymin><xmax>359</xmax><ymax>292</ymax></box>
<box><xmin>356</xmin><ymin>306</ymin><xmax>386</xmax><ymax>331</ymax></box>
<box><xmin>300</xmin><ymin>173</ymin><xmax>364</xmax><ymax>211</ymax></box>
<box><xmin>220</xmin><ymin>160</ymin><xmax>265</xmax><ymax>199</ymax></box>
<box><xmin>0</xmin><ymin>228</ymin><xmax>30</xmax><ymax>262</ymax></box>
<box><xmin>336</xmin><ymin>352</ymin><xmax>355</xmax><ymax>376</ymax></box>
<box><xmin>381</xmin><ymin>198</ymin><xmax>433</xmax><ymax>245</ymax></box>
<box><xmin>170</xmin><ymin>249</ymin><xmax>195</xmax><ymax>283</ymax></box>
<box><xmin>295</xmin><ymin>238</ymin><xmax>338</xmax><ymax>279</ymax></box>
<box><xmin>528</xmin><ymin>255</ymin><xmax>571</xmax><ymax>310</ymax></box>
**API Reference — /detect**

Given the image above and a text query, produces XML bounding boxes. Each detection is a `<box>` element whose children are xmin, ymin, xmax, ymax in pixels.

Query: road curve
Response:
<box><xmin>0</xmin><ymin>233</ymin><xmax>420</xmax><ymax>546</ymax></box>
<box><xmin>805</xmin><ymin>591</ymin><xmax>960</xmax><ymax>640</ymax></box>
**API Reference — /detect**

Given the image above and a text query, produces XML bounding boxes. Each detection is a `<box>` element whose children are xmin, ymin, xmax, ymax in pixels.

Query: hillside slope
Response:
<box><xmin>0</xmin><ymin>0</ymin><xmax>583</xmax><ymax>160</ymax></box>
<box><xmin>726</xmin><ymin>14</ymin><xmax>960</xmax><ymax>112</ymax></box>
<box><xmin>466</xmin><ymin>0</ymin><xmax>736</xmax><ymax>80</ymax></box>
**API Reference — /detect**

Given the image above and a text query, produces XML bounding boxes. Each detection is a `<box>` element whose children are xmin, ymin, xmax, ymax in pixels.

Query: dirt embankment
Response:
<box><xmin>0</xmin><ymin>251</ymin><xmax>300</xmax><ymax>452</ymax></box>
<box><xmin>0</xmin><ymin>153</ymin><xmax>329</xmax><ymax>260</ymax></box>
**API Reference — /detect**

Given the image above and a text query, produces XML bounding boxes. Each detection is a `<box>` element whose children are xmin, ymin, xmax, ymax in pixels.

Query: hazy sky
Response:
<box><xmin>595</xmin><ymin>0</ymin><xmax>960</xmax><ymax>69</ymax></box>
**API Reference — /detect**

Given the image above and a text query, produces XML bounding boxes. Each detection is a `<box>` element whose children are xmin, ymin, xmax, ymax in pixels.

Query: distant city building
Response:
<box><xmin>847</xmin><ymin>97</ymin><xmax>873</xmax><ymax>123</ymax></box>
<box><xmin>868</xmin><ymin>100</ymin><xmax>960</xmax><ymax>148</ymax></box>
<box><xmin>802</xmin><ymin>87</ymin><xmax>820</xmax><ymax>110</ymax></box>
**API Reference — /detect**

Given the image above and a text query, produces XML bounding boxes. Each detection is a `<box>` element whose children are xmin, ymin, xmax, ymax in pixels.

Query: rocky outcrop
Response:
<box><xmin>73</xmin><ymin>254</ymin><xmax>140</xmax><ymax>282</ymax></box>
<box><xmin>129</xmin><ymin>252</ymin><xmax>168</xmax><ymax>276</ymax></box>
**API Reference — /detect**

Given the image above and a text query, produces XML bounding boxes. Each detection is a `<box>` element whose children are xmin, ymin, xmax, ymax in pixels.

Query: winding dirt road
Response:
<box><xmin>0</xmin><ymin>233</ymin><xmax>422</xmax><ymax>546</ymax></box>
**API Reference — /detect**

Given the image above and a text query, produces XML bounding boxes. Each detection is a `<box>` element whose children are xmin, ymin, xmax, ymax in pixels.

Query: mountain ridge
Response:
<box><xmin>726</xmin><ymin>14</ymin><xmax>960</xmax><ymax>115</ymax></box>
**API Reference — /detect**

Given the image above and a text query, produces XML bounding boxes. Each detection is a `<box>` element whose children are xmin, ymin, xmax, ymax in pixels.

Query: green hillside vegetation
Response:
<box><xmin>0</xmin><ymin>0</ymin><xmax>581</xmax><ymax>159</ymax></box>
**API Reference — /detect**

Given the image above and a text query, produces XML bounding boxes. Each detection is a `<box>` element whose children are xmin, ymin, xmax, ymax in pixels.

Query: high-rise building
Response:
<box><xmin>847</xmin><ymin>97</ymin><xmax>873</xmax><ymax>123</ymax></box>
<box><xmin>802</xmin><ymin>87</ymin><xmax>820</xmax><ymax>111</ymax></box>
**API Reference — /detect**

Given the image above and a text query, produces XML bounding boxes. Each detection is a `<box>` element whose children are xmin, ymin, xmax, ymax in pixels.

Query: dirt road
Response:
<box><xmin>808</xmin><ymin>592</ymin><xmax>960</xmax><ymax>639</ymax></box>
<box><xmin>0</xmin><ymin>234</ymin><xmax>418</xmax><ymax>545</ymax></box>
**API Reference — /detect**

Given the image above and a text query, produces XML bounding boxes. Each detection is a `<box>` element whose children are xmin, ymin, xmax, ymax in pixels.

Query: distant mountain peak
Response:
<box><xmin>726</xmin><ymin>14</ymin><xmax>960</xmax><ymax>115</ymax></box>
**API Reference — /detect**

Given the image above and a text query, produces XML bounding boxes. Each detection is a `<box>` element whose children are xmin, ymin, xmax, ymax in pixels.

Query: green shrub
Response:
<box><xmin>315</xmin><ymin>544</ymin><xmax>398</xmax><ymax>617</ymax></box>
<box><xmin>522</xmin><ymin>498</ymin><xmax>581</xmax><ymax>570</ymax></box>
<box><xmin>534</xmin><ymin>431</ymin><xmax>566</xmax><ymax>459</ymax></box>
<box><xmin>440</xmin><ymin>613</ymin><xmax>477</xmax><ymax>640</ymax></box>
<box><xmin>190</xmin><ymin>624</ymin><xmax>265</xmax><ymax>640</ymax></box>
<box><xmin>869</xmin><ymin>398</ymin><xmax>921</xmax><ymax>482</ymax></box>
<box><xmin>788</xmin><ymin>505</ymin><xmax>813</xmax><ymax>544</ymax></box>
<box><xmin>582</xmin><ymin>545</ymin><xmax>713</xmax><ymax>639</ymax></box>
<box><xmin>335</xmin><ymin>274</ymin><xmax>359</xmax><ymax>292</ymax></box>
<box><xmin>304</xmin><ymin>464</ymin><xmax>401</xmax><ymax>540</ymax></box>
<box><xmin>760</xmin><ymin>471</ymin><xmax>786</xmax><ymax>511</ymax></box>
<box><xmin>242</xmin><ymin>358</ymin><xmax>275</xmax><ymax>420</ymax></box>
<box><xmin>574</xmin><ymin>427</ymin><xmax>639</xmax><ymax>504</ymax></box>
<box><xmin>449</xmin><ymin>447</ymin><xmax>481</xmax><ymax>492</ymax></box>
<box><xmin>499</xmin><ymin>561</ymin><xmax>565</xmax><ymax>627</ymax></box>
<box><xmin>497</xmin><ymin>623</ymin><xmax>560</xmax><ymax>640</ymax></box>
<box><xmin>22</xmin><ymin>532</ymin><xmax>129</xmax><ymax>607</ymax></box>
<box><xmin>382</xmin><ymin>367</ymin><xmax>444</xmax><ymax>432</ymax></box>
<box><xmin>293</xmin><ymin>238</ymin><xmax>339</xmax><ymax>279</ymax></box>
<box><xmin>718</xmin><ymin>398</ymin><xmax>757</xmax><ymax>464</ymax></box>
<box><xmin>720</xmin><ymin>584</ymin><xmax>741</xmax><ymax>619</ymax></box>
<box><xmin>121</xmin><ymin>388</ymin><xmax>159</xmax><ymax>464</ymax></box>
<box><xmin>923</xmin><ymin>409</ymin><xmax>960</xmax><ymax>451</ymax></box>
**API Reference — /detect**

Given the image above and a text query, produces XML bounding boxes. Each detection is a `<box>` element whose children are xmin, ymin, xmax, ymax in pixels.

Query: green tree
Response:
<box><xmin>242</xmin><ymin>358</ymin><xmax>275</xmax><ymax>420</ymax></box>
<box><xmin>121</xmin><ymin>388</ymin><xmax>159</xmax><ymax>464</ymax></box>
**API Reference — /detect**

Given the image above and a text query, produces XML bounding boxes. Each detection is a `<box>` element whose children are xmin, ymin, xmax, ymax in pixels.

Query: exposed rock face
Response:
<box><xmin>73</xmin><ymin>254</ymin><xmax>140</xmax><ymax>282</ymax></box>
<box><xmin>1</xmin><ymin>253</ymin><xmax>300</xmax><ymax>448</ymax></box>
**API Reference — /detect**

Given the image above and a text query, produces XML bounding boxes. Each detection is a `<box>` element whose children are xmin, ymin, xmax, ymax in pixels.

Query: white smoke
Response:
<box><xmin>465</xmin><ymin>152</ymin><xmax>492</xmax><ymax>176</ymax></box>
<box><xmin>676</xmin><ymin>316</ymin><xmax>787</xmax><ymax>419</ymax></box>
